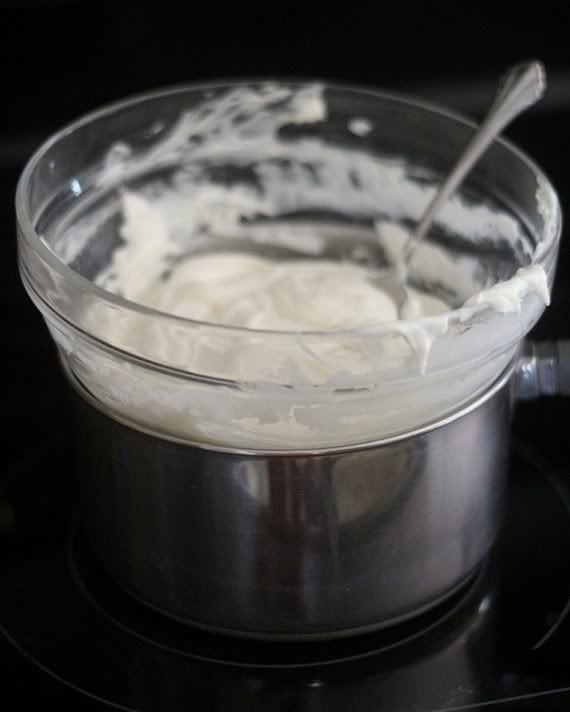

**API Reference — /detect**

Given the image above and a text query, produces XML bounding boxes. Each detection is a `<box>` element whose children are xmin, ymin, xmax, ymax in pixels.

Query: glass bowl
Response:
<box><xmin>16</xmin><ymin>80</ymin><xmax>561</xmax><ymax>450</ymax></box>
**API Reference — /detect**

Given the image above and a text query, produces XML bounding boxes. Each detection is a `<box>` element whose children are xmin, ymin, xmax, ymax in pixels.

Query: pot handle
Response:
<box><xmin>515</xmin><ymin>340</ymin><xmax>570</xmax><ymax>400</ymax></box>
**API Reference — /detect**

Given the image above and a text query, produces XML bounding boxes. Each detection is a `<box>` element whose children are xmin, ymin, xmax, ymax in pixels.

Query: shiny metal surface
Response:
<box><xmin>69</xmin><ymin>368</ymin><xmax>512</xmax><ymax>640</ymax></box>
<box><xmin>515</xmin><ymin>339</ymin><xmax>570</xmax><ymax>399</ymax></box>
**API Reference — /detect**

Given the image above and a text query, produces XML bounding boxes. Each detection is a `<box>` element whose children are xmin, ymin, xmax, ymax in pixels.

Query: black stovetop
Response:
<box><xmin>2</xmin><ymin>83</ymin><xmax>570</xmax><ymax>710</ymax></box>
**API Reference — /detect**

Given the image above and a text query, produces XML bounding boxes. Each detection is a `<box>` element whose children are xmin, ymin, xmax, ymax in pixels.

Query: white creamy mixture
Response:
<box><xmin>93</xmin><ymin>190</ymin><xmax>548</xmax><ymax>380</ymax></box>
<box><xmin>47</xmin><ymin>82</ymin><xmax>558</xmax><ymax>448</ymax></box>
<box><xmin>118</xmin><ymin>250</ymin><xmax>448</xmax><ymax>330</ymax></box>
<box><xmin>138</xmin><ymin>253</ymin><xmax>407</xmax><ymax>328</ymax></box>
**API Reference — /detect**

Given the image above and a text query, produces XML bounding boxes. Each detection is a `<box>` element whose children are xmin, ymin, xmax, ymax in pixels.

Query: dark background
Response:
<box><xmin>1</xmin><ymin>1</ymin><xmax>570</xmax><ymax>149</ymax></box>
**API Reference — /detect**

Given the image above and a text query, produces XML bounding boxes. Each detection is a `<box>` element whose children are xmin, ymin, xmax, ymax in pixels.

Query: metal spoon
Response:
<box><xmin>386</xmin><ymin>60</ymin><xmax>547</xmax><ymax>312</ymax></box>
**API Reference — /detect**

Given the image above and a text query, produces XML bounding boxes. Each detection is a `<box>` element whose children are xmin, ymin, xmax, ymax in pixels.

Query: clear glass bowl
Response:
<box><xmin>16</xmin><ymin>81</ymin><xmax>561</xmax><ymax>450</ymax></box>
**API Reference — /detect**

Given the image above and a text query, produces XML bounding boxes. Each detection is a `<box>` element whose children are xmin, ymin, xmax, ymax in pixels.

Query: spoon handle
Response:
<box><xmin>406</xmin><ymin>60</ymin><xmax>546</xmax><ymax>255</ymax></box>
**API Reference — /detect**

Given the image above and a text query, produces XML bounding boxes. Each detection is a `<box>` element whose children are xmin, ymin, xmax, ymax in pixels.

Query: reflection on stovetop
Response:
<box><xmin>0</xmin><ymin>437</ymin><xmax>569</xmax><ymax>711</ymax></box>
